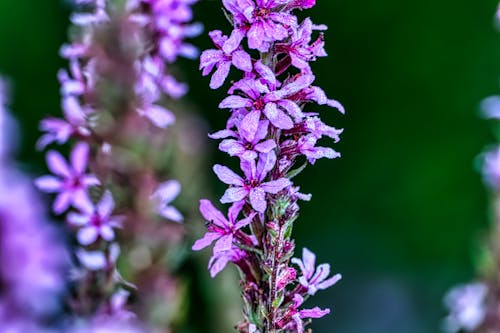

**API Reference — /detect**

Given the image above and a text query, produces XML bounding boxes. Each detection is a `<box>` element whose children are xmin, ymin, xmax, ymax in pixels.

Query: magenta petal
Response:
<box><xmin>219</xmin><ymin>95</ymin><xmax>252</xmax><ymax>109</ymax></box>
<box><xmin>213</xmin><ymin>234</ymin><xmax>233</xmax><ymax>254</ymax></box>
<box><xmin>219</xmin><ymin>139</ymin><xmax>246</xmax><ymax>156</ymax></box>
<box><xmin>234</xmin><ymin>213</ymin><xmax>255</xmax><ymax>230</ymax></box>
<box><xmin>144</xmin><ymin>105</ymin><xmax>176</xmax><ymax>128</ymax></box>
<box><xmin>160</xmin><ymin>205</ymin><xmax>184</xmax><ymax>223</ymax></box>
<box><xmin>299</xmin><ymin>307</ymin><xmax>330</xmax><ymax>319</ymax></box>
<box><xmin>239</xmin><ymin>110</ymin><xmax>261</xmax><ymax>142</ymax></box>
<box><xmin>53</xmin><ymin>191</ymin><xmax>72</xmax><ymax>214</ymax></box>
<box><xmin>155</xmin><ymin>180</ymin><xmax>181</xmax><ymax>205</ymax></box>
<box><xmin>97</xmin><ymin>191</ymin><xmax>114</xmax><ymax>218</ymax></box>
<box><xmin>34</xmin><ymin>176</ymin><xmax>62</xmax><ymax>192</ymax></box>
<box><xmin>209</xmin><ymin>254</ymin><xmax>230</xmax><ymax>278</ymax></box>
<box><xmin>222</xmin><ymin>28</ymin><xmax>245</xmax><ymax>54</ymax></box>
<box><xmin>199</xmin><ymin>199</ymin><xmax>228</xmax><ymax>227</ymax></box>
<box><xmin>232</xmin><ymin>50</ymin><xmax>252</xmax><ymax>72</ymax></box>
<box><xmin>213</xmin><ymin>164</ymin><xmax>244</xmax><ymax>186</ymax></box>
<box><xmin>260</xmin><ymin>178</ymin><xmax>291</xmax><ymax>194</ymax></box>
<box><xmin>254</xmin><ymin>139</ymin><xmax>276</xmax><ymax>153</ymax></box>
<box><xmin>263</xmin><ymin>103</ymin><xmax>293</xmax><ymax>130</ymax></box>
<box><xmin>220</xmin><ymin>187</ymin><xmax>248</xmax><ymax>204</ymax></box>
<box><xmin>46</xmin><ymin>151</ymin><xmax>71</xmax><ymax>177</ymax></box>
<box><xmin>278</xmin><ymin>99</ymin><xmax>304</xmax><ymax>121</ymax></box>
<box><xmin>316</xmin><ymin>273</ymin><xmax>342</xmax><ymax>290</ymax></box>
<box><xmin>70</xmin><ymin>142</ymin><xmax>89</xmax><ymax>175</ymax></box>
<box><xmin>192</xmin><ymin>232</ymin><xmax>220</xmax><ymax>251</ymax></box>
<box><xmin>249</xmin><ymin>187</ymin><xmax>267</xmax><ymax>213</ymax></box>
<box><xmin>302</xmin><ymin>248</ymin><xmax>316</xmax><ymax>278</ymax></box>
<box><xmin>254</xmin><ymin>61</ymin><xmax>276</xmax><ymax>87</ymax></box>
<box><xmin>77</xmin><ymin>227</ymin><xmax>99</xmax><ymax>246</ymax></box>
<box><xmin>210</xmin><ymin>61</ymin><xmax>231</xmax><ymax>89</ymax></box>
<box><xmin>209</xmin><ymin>129</ymin><xmax>235</xmax><ymax>139</ymax></box>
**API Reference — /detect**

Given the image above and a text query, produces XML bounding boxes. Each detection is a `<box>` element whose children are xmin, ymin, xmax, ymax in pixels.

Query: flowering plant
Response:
<box><xmin>34</xmin><ymin>0</ymin><xmax>200</xmax><ymax>328</ymax></box>
<box><xmin>194</xmin><ymin>0</ymin><xmax>343</xmax><ymax>331</ymax></box>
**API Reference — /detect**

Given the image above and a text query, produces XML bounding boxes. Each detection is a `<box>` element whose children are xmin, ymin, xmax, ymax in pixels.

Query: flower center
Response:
<box><xmin>253</xmin><ymin>98</ymin><xmax>265</xmax><ymax>110</ymax></box>
<box><xmin>253</xmin><ymin>8</ymin><xmax>270</xmax><ymax>19</ymax></box>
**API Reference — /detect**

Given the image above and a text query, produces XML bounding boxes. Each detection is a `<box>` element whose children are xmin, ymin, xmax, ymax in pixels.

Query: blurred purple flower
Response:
<box><xmin>68</xmin><ymin>191</ymin><xmax>123</xmax><ymax>245</ymax></box>
<box><xmin>444</xmin><ymin>282</ymin><xmax>487</xmax><ymax>333</ymax></box>
<box><xmin>35</xmin><ymin>142</ymin><xmax>99</xmax><ymax>214</ymax></box>
<box><xmin>151</xmin><ymin>180</ymin><xmax>183</xmax><ymax>222</ymax></box>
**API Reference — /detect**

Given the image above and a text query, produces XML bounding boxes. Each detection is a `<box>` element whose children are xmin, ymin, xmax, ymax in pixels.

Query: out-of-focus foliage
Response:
<box><xmin>1</xmin><ymin>0</ymin><xmax>500</xmax><ymax>332</ymax></box>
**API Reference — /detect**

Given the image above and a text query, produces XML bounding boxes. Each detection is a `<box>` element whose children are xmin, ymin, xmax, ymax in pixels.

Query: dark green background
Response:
<box><xmin>0</xmin><ymin>1</ymin><xmax>499</xmax><ymax>332</ymax></box>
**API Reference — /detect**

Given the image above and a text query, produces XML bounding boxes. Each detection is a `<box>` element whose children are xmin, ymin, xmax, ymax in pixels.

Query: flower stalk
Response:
<box><xmin>194</xmin><ymin>1</ymin><xmax>343</xmax><ymax>332</ymax></box>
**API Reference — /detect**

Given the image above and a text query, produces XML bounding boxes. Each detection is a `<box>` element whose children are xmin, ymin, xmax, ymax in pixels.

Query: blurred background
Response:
<box><xmin>0</xmin><ymin>0</ymin><xmax>499</xmax><ymax>332</ymax></box>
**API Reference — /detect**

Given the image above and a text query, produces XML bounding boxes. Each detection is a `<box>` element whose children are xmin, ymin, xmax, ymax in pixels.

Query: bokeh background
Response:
<box><xmin>1</xmin><ymin>0</ymin><xmax>500</xmax><ymax>332</ymax></box>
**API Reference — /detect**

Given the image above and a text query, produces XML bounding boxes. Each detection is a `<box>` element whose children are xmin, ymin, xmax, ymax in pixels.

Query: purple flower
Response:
<box><xmin>275</xmin><ymin>18</ymin><xmax>327</xmax><ymax>71</ymax></box>
<box><xmin>67</xmin><ymin>191</ymin><xmax>122</xmax><ymax>245</ymax></box>
<box><xmin>200</xmin><ymin>30</ymin><xmax>252</xmax><ymax>89</ymax></box>
<box><xmin>37</xmin><ymin>97</ymin><xmax>91</xmax><ymax>149</ymax></box>
<box><xmin>208</xmin><ymin>246</ymin><xmax>247</xmax><ymax>278</ymax></box>
<box><xmin>151</xmin><ymin>180</ymin><xmax>183</xmax><ymax>222</ymax></box>
<box><xmin>296</xmin><ymin>135</ymin><xmax>341</xmax><ymax>164</ymax></box>
<box><xmin>222</xmin><ymin>0</ymin><xmax>297</xmax><ymax>52</ymax></box>
<box><xmin>192</xmin><ymin>199</ymin><xmax>255</xmax><ymax>253</ymax></box>
<box><xmin>292</xmin><ymin>247</ymin><xmax>341</xmax><ymax>296</ymax></box>
<box><xmin>444</xmin><ymin>282</ymin><xmax>487</xmax><ymax>333</ymax></box>
<box><xmin>211</xmin><ymin>113</ymin><xmax>276</xmax><ymax>160</ymax></box>
<box><xmin>219</xmin><ymin>72</ymin><xmax>314</xmax><ymax>129</ymax></box>
<box><xmin>35</xmin><ymin>142</ymin><xmax>100</xmax><ymax>214</ymax></box>
<box><xmin>214</xmin><ymin>152</ymin><xmax>291</xmax><ymax>213</ymax></box>
<box><xmin>482</xmin><ymin>146</ymin><xmax>500</xmax><ymax>190</ymax></box>
<box><xmin>76</xmin><ymin>243</ymin><xmax>120</xmax><ymax>271</ymax></box>
<box><xmin>290</xmin><ymin>294</ymin><xmax>330</xmax><ymax>333</ymax></box>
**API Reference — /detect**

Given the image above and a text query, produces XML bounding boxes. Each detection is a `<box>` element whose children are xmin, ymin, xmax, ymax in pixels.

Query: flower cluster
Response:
<box><xmin>194</xmin><ymin>1</ymin><xmax>343</xmax><ymax>331</ymax></box>
<box><xmin>34</xmin><ymin>0</ymin><xmax>197</xmax><ymax>323</ymax></box>
<box><xmin>0</xmin><ymin>77</ymin><xmax>68</xmax><ymax>332</ymax></box>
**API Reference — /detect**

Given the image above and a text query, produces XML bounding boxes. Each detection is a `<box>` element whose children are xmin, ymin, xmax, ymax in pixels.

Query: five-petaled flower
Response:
<box><xmin>193</xmin><ymin>199</ymin><xmax>255</xmax><ymax>254</ymax></box>
<box><xmin>151</xmin><ymin>180</ymin><xmax>183</xmax><ymax>223</ymax></box>
<box><xmin>214</xmin><ymin>152</ymin><xmax>291</xmax><ymax>213</ymax></box>
<box><xmin>292</xmin><ymin>247</ymin><xmax>342</xmax><ymax>296</ymax></box>
<box><xmin>67</xmin><ymin>191</ymin><xmax>122</xmax><ymax>246</ymax></box>
<box><xmin>35</xmin><ymin>142</ymin><xmax>99</xmax><ymax>214</ymax></box>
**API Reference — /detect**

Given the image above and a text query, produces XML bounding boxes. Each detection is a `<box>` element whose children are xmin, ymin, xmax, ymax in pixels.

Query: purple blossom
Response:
<box><xmin>482</xmin><ymin>146</ymin><xmax>500</xmax><ymax>190</ymax></box>
<box><xmin>214</xmin><ymin>152</ymin><xmax>291</xmax><ymax>213</ymax></box>
<box><xmin>211</xmin><ymin>113</ymin><xmax>276</xmax><ymax>160</ymax></box>
<box><xmin>292</xmin><ymin>247</ymin><xmax>341</xmax><ymax>296</ymax></box>
<box><xmin>35</xmin><ymin>142</ymin><xmax>99</xmax><ymax>214</ymax></box>
<box><xmin>222</xmin><ymin>0</ymin><xmax>297</xmax><ymax>53</ymax></box>
<box><xmin>151</xmin><ymin>180</ymin><xmax>183</xmax><ymax>222</ymax></box>
<box><xmin>67</xmin><ymin>191</ymin><xmax>122</xmax><ymax>245</ymax></box>
<box><xmin>275</xmin><ymin>18</ymin><xmax>327</xmax><ymax>71</ymax></box>
<box><xmin>37</xmin><ymin>97</ymin><xmax>91</xmax><ymax>149</ymax></box>
<box><xmin>192</xmin><ymin>199</ymin><xmax>255</xmax><ymax>254</ymax></box>
<box><xmin>290</xmin><ymin>294</ymin><xmax>330</xmax><ymax>333</ymax></box>
<box><xmin>208</xmin><ymin>246</ymin><xmax>247</xmax><ymax>278</ymax></box>
<box><xmin>200</xmin><ymin>30</ymin><xmax>253</xmax><ymax>89</ymax></box>
<box><xmin>219</xmin><ymin>73</ymin><xmax>313</xmax><ymax>130</ymax></box>
<box><xmin>444</xmin><ymin>282</ymin><xmax>487</xmax><ymax>333</ymax></box>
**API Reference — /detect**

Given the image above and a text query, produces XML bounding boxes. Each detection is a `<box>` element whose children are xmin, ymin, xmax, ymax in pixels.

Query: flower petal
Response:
<box><xmin>46</xmin><ymin>151</ymin><xmax>71</xmax><ymax>177</ymax></box>
<box><xmin>213</xmin><ymin>164</ymin><xmax>244</xmax><ymax>186</ymax></box>
<box><xmin>34</xmin><ymin>176</ymin><xmax>62</xmax><ymax>192</ymax></box>
<box><xmin>192</xmin><ymin>232</ymin><xmax>221</xmax><ymax>251</ymax></box>
<box><xmin>220</xmin><ymin>187</ymin><xmax>248</xmax><ymax>204</ymax></box>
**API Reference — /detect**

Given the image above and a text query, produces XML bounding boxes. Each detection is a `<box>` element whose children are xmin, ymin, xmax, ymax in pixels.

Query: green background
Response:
<box><xmin>1</xmin><ymin>0</ymin><xmax>499</xmax><ymax>332</ymax></box>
